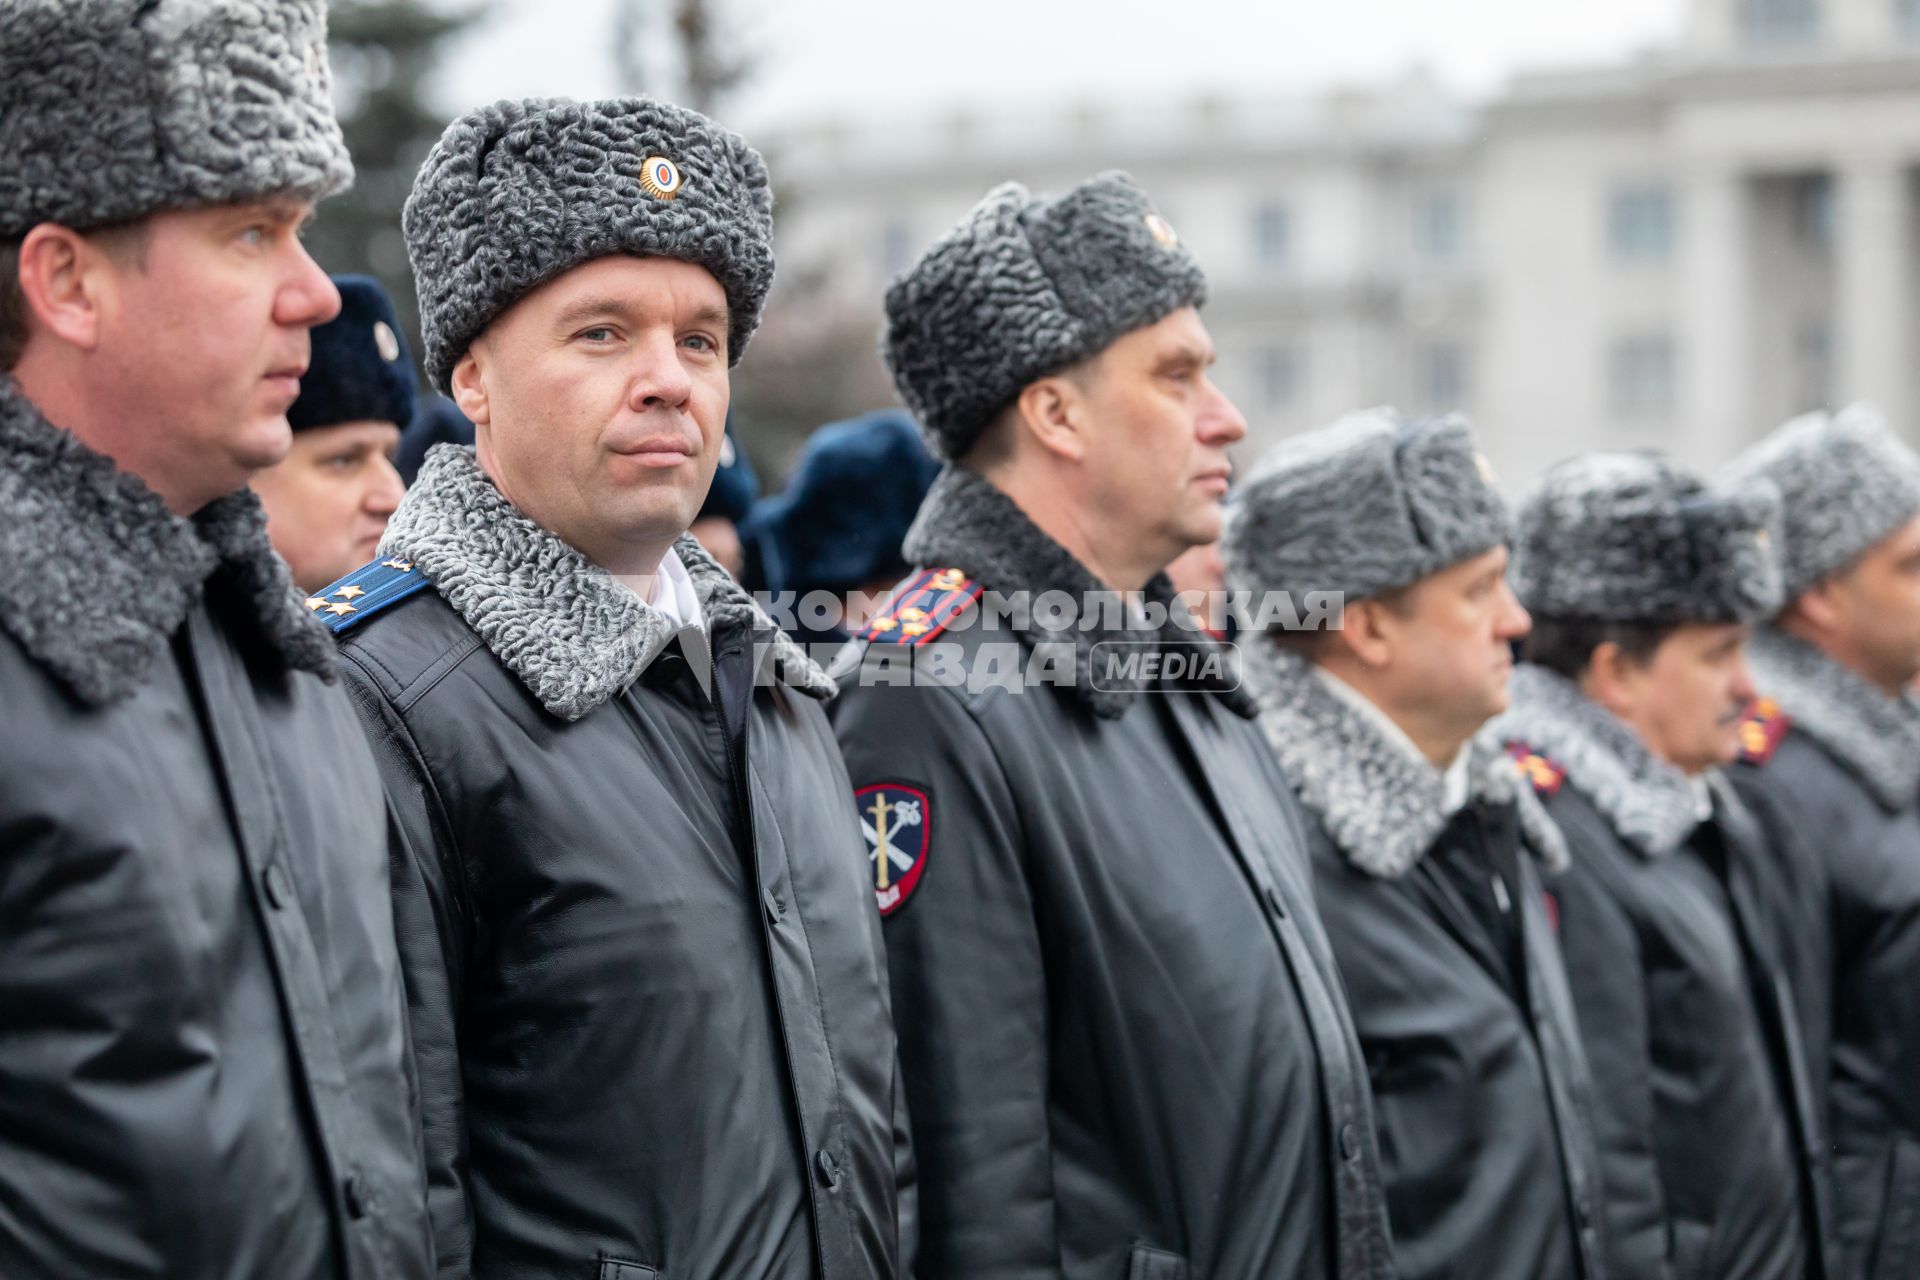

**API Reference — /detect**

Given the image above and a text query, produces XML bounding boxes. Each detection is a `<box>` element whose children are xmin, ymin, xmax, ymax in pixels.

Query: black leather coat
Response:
<box><xmin>828</xmin><ymin>468</ymin><xmax>1394</xmax><ymax>1280</ymax></box>
<box><xmin>1732</xmin><ymin>630</ymin><xmax>1920</xmax><ymax>1280</ymax></box>
<box><xmin>0</xmin><ymin>379</ymin><xmax>431</xmax><ymax>1279</ymax></box>
<box><xmin>332</xmin><ymin>446</ymin><xmax>906</xmax><ymax>1280</ymax></box>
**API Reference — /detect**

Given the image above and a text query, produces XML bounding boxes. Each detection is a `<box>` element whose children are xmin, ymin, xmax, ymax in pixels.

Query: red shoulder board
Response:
<box><xmin>860</xmin><ymin>567</ymin><xmax>980</xmax><ymax>646</ymax></box>
<box><xmin>1507</xmin><ymin>742</ymin><xmax>1567</xmax><ymax>797</ymax></box>
<box><xmin>1737</xmin><ymin>696</ymin><xmax>1792</xmax><ymax>765</ymax></box>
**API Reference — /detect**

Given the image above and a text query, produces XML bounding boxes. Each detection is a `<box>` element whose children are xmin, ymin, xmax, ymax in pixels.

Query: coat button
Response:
<box><xmin>1338</xmin><ymin>1122</ymin><xmax>1359</xmax><ymax>1161</ymax></box>
<box><xmin>263</xmin><ymin>863</ymin><xmax>293</xmax><ymax>910</ymax></box>
<box><xmin>1264</xmin><ymin>885</ymin><xmax>1289</xmax><ymax>919</ymax></box>
<box><xmin>343</xmin><ymin>1173</ymin><xmax>369</xmax><ymax>1220</ymax></box>
<box><xmin>814</xmin><ymin>1148</ymin><xmax>842</xmax><ymax>1189</ymax></box>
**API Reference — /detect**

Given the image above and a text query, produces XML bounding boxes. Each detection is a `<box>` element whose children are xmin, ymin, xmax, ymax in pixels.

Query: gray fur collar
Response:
<box><xmin>1494</xmin><ymin>664</ymin><xmax>1702</xmax><ymax>858</ymax></box>
<box><xmin>902</xmin><ymin>465</ymin><xmax>1253</xmax><ymax>719</ymax></box>
<box><xmin>381</xmin><ymin>445</ymin><xmax>832</xmax><ymax>722</ymax></box>
<box><xmin>0</xmin><ymin>375</ymin><xmax>333</xmax><ymax>707</ymax></box>
<box><xmin>1747</xmin><ymin>626</ymin><xmax>1920</xmax><ymax>812</ymax></box>
<box><xmin>1244</xmin><ymin>643</ymin><xmax>1567</xmax><ymax>877</ymax></box>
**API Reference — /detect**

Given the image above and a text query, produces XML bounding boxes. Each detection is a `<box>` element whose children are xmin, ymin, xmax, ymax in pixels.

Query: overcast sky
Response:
<box><xmin>439</xmin><ymin>0</ymin><xmax>1688</xmax><ymax>132</ymax></box>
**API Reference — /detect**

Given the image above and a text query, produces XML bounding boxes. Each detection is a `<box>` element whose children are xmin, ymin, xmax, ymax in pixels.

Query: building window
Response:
<box><xmin>1422</xmin><ymin>343</ymin><xmax>1468</xmax><ymax>412</ymax></box>
<box><xmin>1794</xmin><ymin>315</ymin><xmax>1833</xmax><ymax>412</ymax></box>
<box><xmin>1792</xmin><ymin>175</ymin><xmax>1834</xmax><ymax>250</ymax></box>
<box><xmin>1609</xmin><ymin>335</ymin><xmax>1676</xmax><ymax>419</ymax></box>
<box><xmin>1255</xmin><ymin>346</ymin><xmax>1302</xmax><ymax>409</ymax></box>
<box><xmin>1413</xmin><ymin>191</ymin><xmax>1463</xmax><ymax>263</ymax></box>
<box><xmin>1742</xmin><ymin>0</ymin><xmax>1820</xmax><ymax>45</ymax></box>
<box><xmin>1609</xmin><ymin>184</ymin><xmax>1674</xmax><ymax>260</ymax></box>
<box><xmin>1252</xmin><ymin>203</ymin><xmax>1291</xmax><ymax>268</ymax></box>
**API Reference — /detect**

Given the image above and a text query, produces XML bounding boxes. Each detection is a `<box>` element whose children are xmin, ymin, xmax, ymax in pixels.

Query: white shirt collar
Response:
<box><xmin>646</xmin><ymin>546</ymin><xmax>705</xmax><ymax>635</ymax></box>
<box><xmin>1313</xmin><ymin>666</ymin><xmax>1475</xmax><ymax>814</ymax></box>
<box><xmin>1690</xmin><ymin>775</ymin><xmax>1715</xmax><ymax>823</ymax></box>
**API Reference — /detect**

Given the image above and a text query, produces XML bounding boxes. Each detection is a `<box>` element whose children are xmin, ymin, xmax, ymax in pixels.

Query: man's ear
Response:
<box><xmin>1790</xmin><ymin>578</ymin><xmax>1842</xmax><ymax>637</ymax></box>
<box><xmin>1011</xmin><ymin>373</ymin><xmax>1089</xmax><ymax>464</ymax></box>
<box><xmin>1582</xmin><ymin>640</ymin><xmax>1637</xmax><ymax>718</ymax></box>
<box><xmin>15</xmin><ymin>223</ymin><xmax>114</xmax><ymax>353</ymax></box>
<box><xmin>1331</xmin><ymin>598</ymin><xmax>1396</xmax><ymax>670</ymax></box>
<box><xmin>449</xmin><ymin>346</ymin><xmax>490</xmax><ymax>427</ymax></box>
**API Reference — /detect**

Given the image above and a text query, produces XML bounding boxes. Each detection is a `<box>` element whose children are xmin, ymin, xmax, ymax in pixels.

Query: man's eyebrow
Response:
<box><xmin>1154</xmin><ymin>344</ymin><xmax>1213</xmax><ymax>370</ymax></box>
<box><xmin>551</xmin><ymin>295</ymin><xmax>638</xmax><ymax>328</ymax></box>
<box><xmin>258</xmin><ymin>198</ymin><xmax>311</xmax><ymax>227</ymax></box>
<box><xmin>548</xmin><ymin>299</ymin><xmax>731</xmax><ymax>332</ymax></box>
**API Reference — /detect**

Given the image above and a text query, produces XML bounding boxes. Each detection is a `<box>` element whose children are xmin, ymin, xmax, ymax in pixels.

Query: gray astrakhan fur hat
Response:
<box><xmin>882</xmin><ymin>171</ymin><xmax>1207</xmax><ymax>460</ymax></box>
<box><xmin>1512</xmin><ymin>451</ymin><xmax>1781</xmax><ymax>625</ymax></box>
<box><xmin>404</xmin><ymin>96</ymin><xmax>775</xmax><ymax>390</ymax></box>
<box><xmin>0</xmin><ymin>0</ymin><xmax>351</xmax><ymax>239</ymax></box>
<box><xmin>1722</xmin><ymin>403</ymin><xmax>1920</xmax><ymax>604</ymax></box>
<box><xmin>1222</xmin><ymin>407</ymin><xmax>1511</xmax><ymax>608</ymax></box>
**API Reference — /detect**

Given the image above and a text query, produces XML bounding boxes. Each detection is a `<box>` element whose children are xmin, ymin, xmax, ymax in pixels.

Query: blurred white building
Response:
<box><xmin>766</xmin><ymin>0</ymin><xmax>1920</xmax><ymax>480</ymax></box>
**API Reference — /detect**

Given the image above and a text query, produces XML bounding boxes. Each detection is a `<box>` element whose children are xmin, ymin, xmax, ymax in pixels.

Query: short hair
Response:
<box><xmin>0</xmin><ymin>221</ymin><xmax>149</xmax><ymax>372</ymax></box>
<box><xmin>1522</xmin><ymin>614</ymin><xmax>1678</xmax><ymax>681</ymax></box>
<box><xmin>1257</xmin><ymin>583</ymin><xmax>1415</xmax><ymax>663</ymax></box>
<box><xmin>0</xmin><ymin>238</ymin><xmax>23</xmax><ymax>372</ymax></box>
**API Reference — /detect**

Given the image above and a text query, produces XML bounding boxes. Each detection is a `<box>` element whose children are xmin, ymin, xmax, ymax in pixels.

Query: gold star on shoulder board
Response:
<box><xmin>930</xmin><ymin>569</ymin><xmax>967</xmax><ymax>591</ymax></box>
<box><xmin>901</xmin><ymin>622</ymin><xmax>930</xmax><ymax>637</ymax></box>
<box><xmin>304</xmin><ymin>596</ymin><xmax>326</xmax><ymax>610</ymax></box>
<box><xmin>335</xmin><ymin>585</ymin><xmax>367</xmax><ymax>600</ymax></box>
<box><xmin>325</xmin><ymin>602</ymin><xmax>357</xmax><ymax>617</ymax></box>
<box><xmin>380</xmin><ymin>558</ymin><xmax>414</xmax><ymax>572</ymax></box>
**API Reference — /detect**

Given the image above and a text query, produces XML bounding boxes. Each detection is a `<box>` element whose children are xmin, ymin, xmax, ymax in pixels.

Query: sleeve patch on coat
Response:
<box><xmin>1737</xmin><ymin>697</ymin><xmax>1791</xmax><ymax>765</ymax></box>
<box><xmin>860</xmin><ymin>568</ymin><xmax>980</xmax><ymax>645</ymax></box>
<box><xmin>1507</xmin><ymin>742</ymin><xmax>1567</xmax><ymax>796</ymax></box>
<box><xmin>855</xmin><ymin>782</ymin><xmax>930</xmax><ymax>916</ymax></box>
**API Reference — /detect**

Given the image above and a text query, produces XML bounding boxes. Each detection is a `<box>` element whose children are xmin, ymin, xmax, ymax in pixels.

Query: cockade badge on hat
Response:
<box><xmin>639</xmin><ymin>156</ymin><xmax>683</xmax><ymax>200</ymax></box>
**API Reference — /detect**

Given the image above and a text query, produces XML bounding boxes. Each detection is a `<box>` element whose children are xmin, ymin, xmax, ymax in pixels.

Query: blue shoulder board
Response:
<box><xmin>305</xmin><ymin>556</ymin><xmax>432</xmax><ymax>636</ymax></box>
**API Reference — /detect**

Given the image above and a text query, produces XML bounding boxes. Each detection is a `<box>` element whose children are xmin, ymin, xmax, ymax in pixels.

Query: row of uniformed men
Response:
<box><xmin>3</xmin><ymin>4</ymin><xmax>1916</xmax><ymax>1280</ymax></box>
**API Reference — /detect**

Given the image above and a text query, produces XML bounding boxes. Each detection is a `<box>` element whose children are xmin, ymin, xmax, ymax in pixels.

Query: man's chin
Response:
<box><xmin>238</xmin><ymin>414</ymin><xmax>295</xmax><ymax>472</ymax></box>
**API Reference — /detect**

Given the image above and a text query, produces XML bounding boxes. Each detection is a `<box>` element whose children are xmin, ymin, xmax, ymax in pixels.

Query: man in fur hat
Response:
<box><xmin>1495</xmin><ymin>453</ymin><xmax>1833</xmax><ymax>1279</ymax></box>
<box><xmin>829</xmin><ymin>173</ymin><xmax>1393</xmax><ymax>1279</ymax></box>
<box><xmin>1222</xmin><ymin>408</ymin><xmax>1606</xmax><ymax>1280</ymax></box>
<box><xmin>0</xmin><ymin>2</ymin><xmax>432</xmax><ymax>1274</ymax></box>
<box><xmin>1723</xmin><ymin>406</ymin><xmax>1920</xmax><ymax>1280</ymax></box>
<box><xmin>321</xmin><ymin>97</ymin><xmax>906</xmax><ymax>1278</ymax></box>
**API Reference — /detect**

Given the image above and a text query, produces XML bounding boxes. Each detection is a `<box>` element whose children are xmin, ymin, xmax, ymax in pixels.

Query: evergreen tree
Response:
<box><xmin>312</xmin><ymin>0</ymin><xmax>487</xmax><ymax>355</ymax></box>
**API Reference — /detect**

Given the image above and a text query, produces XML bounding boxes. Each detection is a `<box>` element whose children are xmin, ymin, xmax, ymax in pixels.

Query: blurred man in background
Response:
<box><xmin>1724</xmin><ymin>406</ymin><xmax>1920</xmax><ymax>1280</ymax></box>
<box><xmin>688</xmin><ymin>413</ymin><xmax>759</xmax><ymax>579</ymax></box>
<box><xmin>744</xmin><ymin>408</ymin><xmax>939</xmax><ymax>643</ymax></box>
<box><xmin>1497</xmin><ymin>454</ymin><xmax>1832</xmax><ymax>1280</ymax></box>
<box><xmin>254</xmin><ymin>274</ymin><xmax>412</xmax><ymax>593</ymax></box>
<box><xmin>1225</xmin><ymin>409</ymin><xmax>1606</xmax><ymax>1280</ymax></box>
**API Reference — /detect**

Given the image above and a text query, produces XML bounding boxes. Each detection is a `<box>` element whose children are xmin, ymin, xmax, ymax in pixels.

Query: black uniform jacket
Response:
<box><xmin>1732</xmin><ymin>628</ymin><xmax>1920</xmax><ymax>1280</ymax></box>
<box><xmin>0</xmin><ymin>377</ymin><xmax>432</xmax><ymax>1278</ymax></box>
<box><xmin>829</xmin><ymin>467</ymin><xmax>1394</xmax><ymax>1280</ymax></box>
<box><xmin>330</xmin><ymin>445</ymin><xmax>906</xmax><ymax>1280</ymax></box>
<box><xmin>1248</xmin><ymin>648</ymin><xmax>1609</xmax><ymax>1280</ymax></box>
<box><xmin>1500</xmin><ymin>664</ymin><xmax>1833</xmax><ymax>1280</ymax></box>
